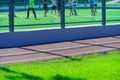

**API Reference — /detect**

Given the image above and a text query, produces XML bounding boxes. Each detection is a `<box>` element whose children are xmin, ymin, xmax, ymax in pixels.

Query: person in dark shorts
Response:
<box><xmin>94</xmin><ymin>0</ymin><xmax>97</xmax><ymax>14</ymax></box>
<box><xmin>72</xmin><ymin>0</ymin><xmax>77</xmax><ymax>16</ymax></box>
<box><xmin>68</xmin><ymin>0</ymin><xmax>73</xmax><ymax>16</ymax></box>
<box><xmin>88</xmin><ymin>0</ymin><xmax>95</xmax><ymax>16</ymax></box>
<box><xmin>51</xmin><ymin>0</ymin><xmax>57</xmax><ymax>15</ymax></box>
<box><xmin>26</xmin><ymin>0</ymin><xmax>37</xmax><ymax>19</ymax></box>
<box><xmin>43</xmin><ymin>0</ymin><xmax>48</xmax><ymax>17</ymax></box>
<box><xmin>57</xmin><ymin>0</ymin><xmax>61</xmax><ymax>16</ymax></box>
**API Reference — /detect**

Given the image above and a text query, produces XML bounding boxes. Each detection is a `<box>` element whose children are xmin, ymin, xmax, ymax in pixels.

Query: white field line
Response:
<box><xmin>66</xmin><ymin>24</ymin><xmax>101</xmax><ymax>28</ymax></box>
<box><xmin>0</xmin><ymin>40</ymin><xmax>119</xmax><ymax>57</ymax></box>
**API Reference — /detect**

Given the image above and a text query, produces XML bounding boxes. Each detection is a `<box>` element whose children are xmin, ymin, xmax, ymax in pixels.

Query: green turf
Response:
<box><xmin>0</xmin><ymin>50</ymin><xmax>120</xmax><ymax>80</ymax></box>
<box><xmin>106</xmin><ymin>3</ymin><xmax>120</xmax><ymax>6</ymax></box>
<box><xmin>0</xmin><ymin>9</ymin><xmax>120</xmax><ymax>32</ymax></box>
<box><xmin>76</xmin><ymin>3</ymin><xmax>120</xmax><ymax>7</ymax></box>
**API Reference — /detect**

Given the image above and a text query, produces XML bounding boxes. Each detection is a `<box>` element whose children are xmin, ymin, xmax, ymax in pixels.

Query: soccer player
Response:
<box><xmin>43</xmin><ymin>0</ymin><xmax>48</xmax><ymax>17</ymax></box>
<box><xmin>72</xmin><ymin>0</ymin><xmax>77</xmax><ymax>16</ymax></box>
<box><xmin>57</xmin><ymin>0</ymin><xmax>61</xmax><ymax>16</ymax></box>
<box><xmin>94</xmin><ymin>0</ymin><xmax>97</xmax><ymax>14</ymax></box>
<box><xmin>68</xmin><ymin>0</ymin><xmax>73</xmax><ymax>16</ymax></box>
<box><xmin>26</xmin><ymin>0</ymin><xmax>37</xmax><ymax>19</ymax></box>
<box><xmin>51</xmin><ymin>0</ymin><xmax>57</xmax><ymax>15</ymax></box>
<box><xmin>88</xmin><ymin>0</ymin><xmax>95</xmax><ymax>16</ymax></box>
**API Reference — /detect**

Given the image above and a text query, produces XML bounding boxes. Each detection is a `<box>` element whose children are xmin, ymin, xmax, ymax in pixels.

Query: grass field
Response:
<box><xmin>0</xmin><ymin>50</ymin><xmax>120</xmax><ymax>80</ymax></box>
<box><xmin>0</xmin><ymin>8</ymin><xmax>120</xmax><ymax>32</ymax></box>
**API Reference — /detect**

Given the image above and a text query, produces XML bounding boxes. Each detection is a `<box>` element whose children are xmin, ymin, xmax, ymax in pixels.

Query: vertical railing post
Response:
<box><xmin>102</xmin><ymin>0</ymin><xmax>106</xmax><ymax>26</ymax></box>
<box><xmin>60</xmin><ymin>0</ymin><xmax>65</xmax><ymax>29</ymax></box>
<box><xmin>9</xmin><ymin>0</ymin><xmax>14</xmax><ymax>32</ymax></box>
<box><xmin>85</xmin><ymin>1</ymin><xmax>86</xmax><ymax>7</ymax></box>
<box><xmin>24</xmin><ymin>0</ymin><xmax>26</xmax><ymax>9</ymax></box>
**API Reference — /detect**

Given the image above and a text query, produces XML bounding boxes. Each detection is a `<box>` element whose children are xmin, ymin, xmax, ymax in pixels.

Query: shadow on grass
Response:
<box><xmin>52</xmin><ymin>74</ymin><xmax>86</xmax><ymax>80</ymax></box>
<box><xmin>0</xmin><ymin>67</ymin><xmax>43</xmax><ymax>80</ymax></box>
<box><xmin>6</xmin><ymin>72</ymin><xmax>43</xmax><ymax>80</ymax></box>
<box><xmin>0</xmin><ymin>67</ymin><xmax>86</xmax><ymax>80</ymax></box>
<box><xmin>62</xmin><ymin>57</ymin><xmax>83</xmax><ymax>63</ymax></box>
<box><xmin>70</xmin><ymin>57</ymin><xmax>82</xmax><ymax>61</ymax></box>
<box><xmin>47</xmin><ymin>57</ymin><xmax>82</xmax><ymax>64</ymax></box>
<box><xmin>0</xmin><ymin>67</ymin><xmax>16</xmax><ymax>73</ymax></box>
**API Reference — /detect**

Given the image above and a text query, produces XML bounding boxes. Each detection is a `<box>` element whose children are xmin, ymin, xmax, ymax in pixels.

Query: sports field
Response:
<box><xmin>0</xmin><ymin>8</ymin><xmax>120</xmax><ymax>32</ymax></box>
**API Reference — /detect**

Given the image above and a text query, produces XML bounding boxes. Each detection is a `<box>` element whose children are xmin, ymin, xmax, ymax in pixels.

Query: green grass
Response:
<box><xmin>106</xmin><ymin>3</ymin><xmax>120</xmax><ymax>6</ymax></box>
<box><xmin>0</xmin><ymin>50</ymin><xmax>120</xmax><ymax>80</ymax></box>
<box><xmin>0</xmin><ymin>9</ymin><xmax>120</xmax><ymax>32</ymax></box>
<box><xmin>77</xmin><ymin>3</ymin><xmax>120</xmax><ymax>7</ymax></box>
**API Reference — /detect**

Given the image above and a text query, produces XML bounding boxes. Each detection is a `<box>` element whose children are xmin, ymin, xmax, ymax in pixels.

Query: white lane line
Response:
<box><xmin>78</xmin><ymin>40</ymin><xmax>120</xmax><ymax>45</ymax></box>
<box><xmin>0</xmin><ymin>55</ymin><xmax>59</xmax><ymax>65</ymax></box>
<box><xmin>0</xmin><ymin>51</ymin><xmax>34</xmax><ymax>57</ymax></box>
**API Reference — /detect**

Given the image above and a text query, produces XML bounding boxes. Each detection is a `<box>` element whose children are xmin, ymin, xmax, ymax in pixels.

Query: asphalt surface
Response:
<box><xmin>0</xmin><ymin>36</ymin><xmax>120</xmax><ymax>65</ymax></box>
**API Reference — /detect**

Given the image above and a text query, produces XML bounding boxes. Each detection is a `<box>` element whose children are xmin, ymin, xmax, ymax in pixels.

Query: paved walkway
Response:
<box><xmin>0</xmin><ymin>36</ymin><xmax>120</xmax><ymax>65</ymax></box>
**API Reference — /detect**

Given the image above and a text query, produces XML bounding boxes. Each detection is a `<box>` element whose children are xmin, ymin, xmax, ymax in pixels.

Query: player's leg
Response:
<box><xmin>73</xmin><ymin>10</ymin><xmax>77</xmax><ymax>16</ymax></box>
<box><xmin>43</xmin><ymin>5</ymin><xmax>46</xmax><ymax>17</ymax></box>
<box><xmin>94</xmin><ymin>4</ymin><xmax>97</xmax><ymax>13</ymax></box>
<box><xmin>13</xmin><ymin>7</ymin><xmax>17</xmax><ymax>17</ymax></box>
<box><xmin>90</xmin><ymin>4</ymin><xmax>95</xmax><ymax>16</ymax></box>
<box><xmin>58</xmin><ymin>10</ymin><xmax>60</xmax><ymax>16</ymax></box>
<box><xmin>32</xmin><ymin>8</ymin><xmax>37</xmax><ymax>19</ymax></box>
<box><xmin>44</xmin><ymin>8</ymin><xmax>48</xmax><ymax>17</ymax></box>
<box><xmin>46</xmin><ymin>7</ymin><xmax>49</xmax><ymax>17</ymax></box>
<box><xmin>70</xmin><ymin>6</ymin><xmax>73</xmax><ymax>15</ymax></box>
<box><xmin>58</xmin><ymin>5</ymin><xmax>60</xmax><ymax>16</ymax></box>
<box><xmin>54</xmin><ymin>6</ymin><xmax>57</xmax><ymax>15</ymax></box>
<box><xmin>44</xmin><ymin>4</ymin><xmax>49</xmax><ymax>17</ymax></box>
<box><xmin>73</xmin><ymin>5</ymin><xmax>77</xmax><ymax>16</ymax></box>
<box><xmin>44</xmin><ymin>9</ymin><xmax>47</xmax><ymax>17</ymax></box>
<box><xmin>51</xmin><ymin>6</ymin><xmax>54</xmax><ymax>15</ymax></box>
<box><xmin>26</xmin><ymin>7</ymin><xmax>31</xmax><ymax>19</ymax></box>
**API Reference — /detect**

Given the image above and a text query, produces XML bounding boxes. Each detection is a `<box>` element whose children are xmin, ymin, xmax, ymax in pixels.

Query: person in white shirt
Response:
<box><xmin>68</xmin><ymin>0</ymin><xmax>73</xmax><ymax>15</ymax></box>
<box><xmin>72</xmin><ymin>0</ymin><xmax>77</xmax><ymax>16</ymax></box>
<box><xmin>51</xmin><ymin>0</ymin><xmax>57</xmax><ymax>15</ymax></box>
